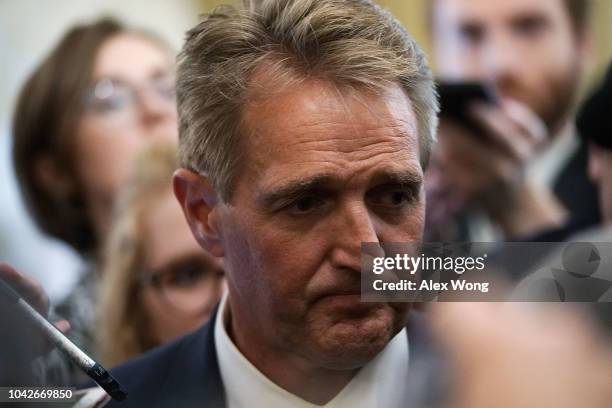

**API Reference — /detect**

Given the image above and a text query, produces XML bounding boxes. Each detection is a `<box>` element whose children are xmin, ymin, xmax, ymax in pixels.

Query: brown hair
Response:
<box><xmin>12</xmin><ymin>18</ymin><xmax>170</xmax><ymax>255</ymax></box>
<box><xmin>97</xmin><ymin>143</ymin><xmax>178</xmax><ymax>366</ymax></box>
<box><xmin>177</xmin><ymin>0</ymin><xmax>439</xmax><ymax>202</ymax></box>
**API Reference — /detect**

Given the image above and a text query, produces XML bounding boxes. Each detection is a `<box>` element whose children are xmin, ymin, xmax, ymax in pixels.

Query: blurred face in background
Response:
<box><xmin>432</xmin><ymin>0</ymin><xmax>590</xmax><ymax>134</ymax></box>
<box><xmin>139</xmin><ymin>192</ymin><xmax>224</xmax><ymax>344</ymax></box>
<box><xmin>75</xmin><ymin>34</ymin><xmax>178</xmax><ymax>237</ymax></box>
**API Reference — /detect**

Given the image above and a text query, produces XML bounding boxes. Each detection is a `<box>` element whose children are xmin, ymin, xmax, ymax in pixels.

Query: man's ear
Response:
<box><xmin>173</xmin><ymin>168</ymin><xmax>224</xmax><ymax>257</ymax></box>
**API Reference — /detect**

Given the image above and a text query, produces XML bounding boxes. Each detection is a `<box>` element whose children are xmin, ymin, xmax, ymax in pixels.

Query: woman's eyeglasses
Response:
<box><xmin>83</xmin><ymin>74</ymin><xmax>176</xmax><ymax>124</ymax></box>
<box><xmin>140</xmin><ymin>255</ymin><xmax>224</xmax><ymax>315</ymax></box>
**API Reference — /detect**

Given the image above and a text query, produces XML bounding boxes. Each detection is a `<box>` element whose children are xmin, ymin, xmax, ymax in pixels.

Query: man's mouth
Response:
<box><xmin>314</xmin><ymin>286</ymin><xmax>362</xmax><ymax>301</ymax></box>
<box><xmin>314</xmin><ymin>288</ymin><xmax>373</xmax><ymax>312</ymax></box>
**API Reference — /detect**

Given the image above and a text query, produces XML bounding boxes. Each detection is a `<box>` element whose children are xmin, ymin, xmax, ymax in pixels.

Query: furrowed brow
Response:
<box><xmin>373</xmin><ymin>170</ymin><xmax>423</xmax><ymax>188</ymax></box>
<box><xmin>257</xmin><ymin>174</ymin><xmax>335</xmax><ymax>208</ymax></box>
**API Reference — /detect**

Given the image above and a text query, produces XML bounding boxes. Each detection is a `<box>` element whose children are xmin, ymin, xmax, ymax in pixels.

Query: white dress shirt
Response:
<box><xmin>214</xmin><ymin>293</ymin><xmax>410</xmax><ymax>408</ymax></box>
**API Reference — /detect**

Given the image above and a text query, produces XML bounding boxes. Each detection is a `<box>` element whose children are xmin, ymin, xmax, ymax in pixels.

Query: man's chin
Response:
<box><xmin>305</xmin><ymin>304</ymin><xmax>406</xmax><ymax>369</ymax></box>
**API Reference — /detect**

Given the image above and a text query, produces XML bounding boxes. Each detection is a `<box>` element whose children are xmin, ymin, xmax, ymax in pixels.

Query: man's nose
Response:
<box><xmin>481</xmin><ymin>32</ymin><xmax>521</xmax><ymax>85</ymax></box>
<box><xmin>328</xmin><ymin>201</ymin><xmax>379</xmax><ymax>271</ymax></box>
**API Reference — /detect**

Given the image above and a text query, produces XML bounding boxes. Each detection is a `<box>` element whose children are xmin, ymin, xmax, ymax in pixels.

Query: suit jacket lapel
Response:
<box><xmin>157</xmin><ymin>306</ymin><xmax>226</xmax><ymax>408</ymax></box>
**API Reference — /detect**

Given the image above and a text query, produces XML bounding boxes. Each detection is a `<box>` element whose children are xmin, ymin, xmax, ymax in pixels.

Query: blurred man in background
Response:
<box><xmin>427</xmin><ymin>0</ymin><xmax>599</xmax><ymax>241</ymax></box>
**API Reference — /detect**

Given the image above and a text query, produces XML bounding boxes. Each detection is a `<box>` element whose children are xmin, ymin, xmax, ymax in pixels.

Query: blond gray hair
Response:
<box><xmin>178</xmin><ymin>0</ymin><xmax>439</xmax><ymax>201</ymax></box>
<box><xmin>97</xmin><ymin>143</ymin><xmax>178</xmax><ymax>366</ymax></box>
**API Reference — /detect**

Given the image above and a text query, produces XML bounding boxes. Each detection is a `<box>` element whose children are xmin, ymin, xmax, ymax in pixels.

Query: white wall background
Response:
<box><xmin>0</xmin><ymin>0</ymin><xmax>200</xmax><ymax>301</ymax></box>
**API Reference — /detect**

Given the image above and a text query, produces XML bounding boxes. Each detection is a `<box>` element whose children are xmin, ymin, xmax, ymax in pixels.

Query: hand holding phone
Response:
<box><xmin>437</xmin><ymin>80</ymin><xmax>499</xmax><ymax>135</ymax></box>
<box><xmin>428</xmin><ymin>81</ymin><xmax>552</xmax><ymax>238</ymax></box>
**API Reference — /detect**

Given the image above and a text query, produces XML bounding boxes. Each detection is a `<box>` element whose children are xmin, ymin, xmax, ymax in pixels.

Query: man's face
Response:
<box><xmin>216</xmin><ymin>79</ymin><xmax>424</xmax><ymax>369</ymax></box>
<box><xmin>432</xmin><ymin>0</ymin><xmax>586</xmax><ymax>133</ymax></box>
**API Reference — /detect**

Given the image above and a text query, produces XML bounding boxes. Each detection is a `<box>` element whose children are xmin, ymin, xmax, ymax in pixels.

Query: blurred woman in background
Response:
<box><xmin>11</xmin><ymin>17</ymin><xmax>177</xmax><ymax>382</ymax></box>
<box><xmin>98</xmin><ymin>144</ymin><xmax>224</xmax><ymax>367</ymax></box>
<box><xmin>13</xmin><ymin>17</ymin><xmax>177</xmax><ymax>259</ymax></box>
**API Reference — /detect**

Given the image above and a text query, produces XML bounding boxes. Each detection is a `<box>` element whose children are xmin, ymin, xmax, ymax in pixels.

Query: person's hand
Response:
<box><xmin>426</xmin><ymin>98</ymin><xmax>565</xmax><ymax>237</ymax></box>
<box><xmin>431</xmin><ymin>303</ymin><xmax>612</xmax><ymax>408</ymax></box>
<box><xmin>1</xmin><ymin>262</ymin><xmax>49</xmax><ymax>313</ymax></box>
<box><xmin>0</xmin><ymin>262</ymin><xmax>70</xmax><ymax>334</ymax></box>
<box><xmin>435</xmin><ymin>98</ymin><xmax>546</xmax><ymax>203</ymax></box>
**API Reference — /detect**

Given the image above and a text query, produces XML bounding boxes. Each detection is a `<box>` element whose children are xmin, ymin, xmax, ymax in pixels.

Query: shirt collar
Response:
<box><xmin>214</xmin><ymin>292</ymin><xmax>409</xmax><ymax>408</ymax></box>
<box><xmin>527</xmin><ymin>123</ymin><xmax>579</xmax><ymax>188</ymax></box>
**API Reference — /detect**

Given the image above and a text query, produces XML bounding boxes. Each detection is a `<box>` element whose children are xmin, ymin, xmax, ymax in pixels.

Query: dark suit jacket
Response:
<box><xmin>513</xmin><ymin>138</ymin><xmax>601</xmax><ymax>243</ymax></box>
<box><xmin>547</xmin><ymin>139</ymin><xmax>601</xmax><ymax>240</ymax></box>
<box><xmin>105</xmin><ymin>308</ymin><xmax>443</xmax><ymax>408</ymax></box>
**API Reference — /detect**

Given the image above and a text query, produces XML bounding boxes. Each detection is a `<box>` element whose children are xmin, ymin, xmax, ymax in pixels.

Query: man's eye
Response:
<box><xmin>286</xmin><ymin>196</ymin><xmax>325</xmax><ymax>214</ymax></box>
<box><xmin>376</xmin><ymin>190</ymin><xmax>414</xmax><ymax>208</ymax></box>
<box><xmin>514</xmin><ymin>16</ymin><xmax>548</xmax><ymax>38</ymax></box>
<box><xmin>459</xmin><ymin>24</ymin><xmax>485</xmax><ymax>46</ymax></box>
